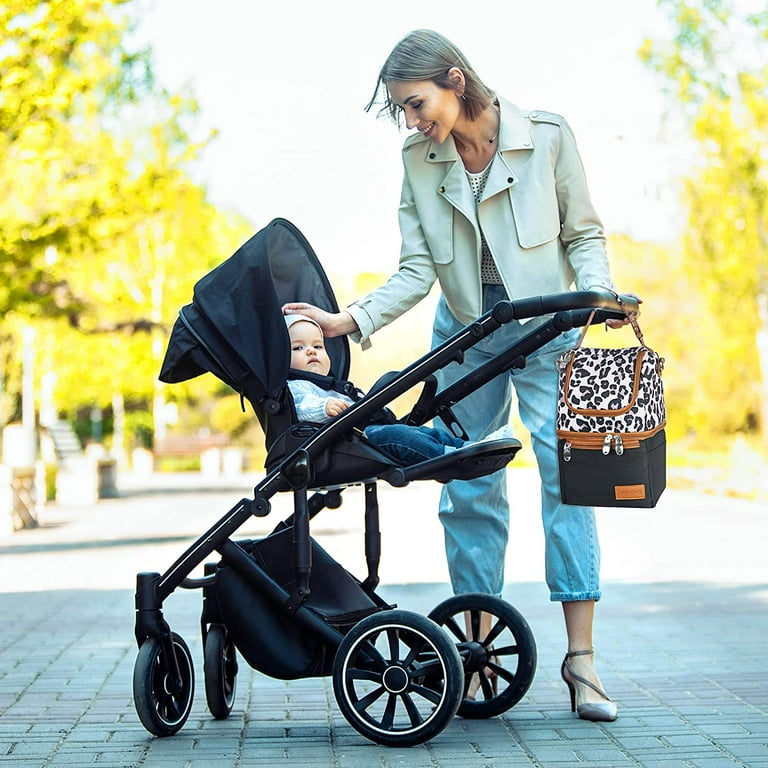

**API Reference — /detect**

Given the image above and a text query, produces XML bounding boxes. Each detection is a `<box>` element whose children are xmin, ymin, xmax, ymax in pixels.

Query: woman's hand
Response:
<box><xmin>605</xmin><ymin>293</ymin><xmax>643</xmax><ymax>329</ymax></box>
<box><xmin>325</xmin><ymin>398</ymin><xmax>351</xmax><ymax>417</ymax></box>
<box><xmin>282</xmin><ymin>303</ymin><xmax>359</xmax><ymax>338</ymax></box>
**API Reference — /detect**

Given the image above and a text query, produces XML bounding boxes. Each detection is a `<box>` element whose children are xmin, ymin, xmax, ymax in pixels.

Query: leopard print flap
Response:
<box><xmin>556</xmin><ymin>346</ymin><xmax>666</xmax><ymax>434</ymax></box>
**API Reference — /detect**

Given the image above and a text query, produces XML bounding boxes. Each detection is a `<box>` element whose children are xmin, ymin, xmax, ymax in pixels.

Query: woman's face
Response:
<box><xmin>387</xmin><ymin>78</ymin><xmax>462</xmax><ymax>144</ymax></box>
<box><xmin>288</xmin><ymin>320</ymin><xmax>332</xmax><ymax>375</ymax></box>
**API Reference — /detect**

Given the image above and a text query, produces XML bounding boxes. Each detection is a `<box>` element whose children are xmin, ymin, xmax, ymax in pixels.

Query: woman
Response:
<box><xmin>284</xmin><ymin>28</ymin><xmax>626</xmax><ymax>721</ymax></box>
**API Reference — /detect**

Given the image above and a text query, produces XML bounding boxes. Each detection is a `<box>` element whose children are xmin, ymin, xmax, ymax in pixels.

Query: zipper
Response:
<box><xmin>599</xmin><ymin>434</ymin><xmax>624</xmax><ymax>455</ymax></box>
<box><xmin>558</xmin><ymin>424</ymin><xmax>663</xmax><ymax>451</ymax></box>
<box><xmin>562</xmin><ymin>431</ymin><xmax>636</xmax><ymax>461</ymax></box>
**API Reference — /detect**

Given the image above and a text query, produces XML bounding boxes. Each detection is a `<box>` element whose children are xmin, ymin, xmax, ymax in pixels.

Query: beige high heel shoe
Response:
<box><xmin>560</xmin><ymin>649</ymin><xmax>618</xmax><ymax>722</ymax></box>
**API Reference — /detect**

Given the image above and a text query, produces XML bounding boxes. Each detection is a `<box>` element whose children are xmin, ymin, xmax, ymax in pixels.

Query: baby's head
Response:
<box><xmin>285</xmin><ymin>314</ymin><xmax>331</xmax><ymax>375</ymax></box>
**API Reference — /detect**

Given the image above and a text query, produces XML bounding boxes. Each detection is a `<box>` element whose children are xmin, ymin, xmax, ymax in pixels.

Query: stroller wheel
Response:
<box><xmin>332</xmin><ymin>609</ymin><xmax>463</xmax><ymax>747</ymax></box>
<box><xmin>133</xmin><ymin>632</ymin><xmax>195</xmax><ymax>736</ymax></box>
<box><xmin>428</xmin><ymin>593</ymin><xmax>537</xmax><ymax>719</ymax></box>
<box><xmin>204</xmin><ymin>624</ymin><xmax>238</xmax><ymax>719</ymax></box>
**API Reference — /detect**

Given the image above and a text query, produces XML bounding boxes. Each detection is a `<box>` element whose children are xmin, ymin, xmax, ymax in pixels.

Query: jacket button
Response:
<box><xmin>530</xmin><ymin>111</ymin><xmax>539</xmax><ymax>118</ymax></box>
<box><xmin>507</xmin><ymin>177</ymin><xmax>513</xmax><ymax>183</ymax></box>
<box><xmin>429</xmin><ymin>152</ymin><xmax>436</xmax><ymax>159</ymax></box>
<box><xmin>439</xmin><ymin>186</ymin><xmax>446</xmax><ymax>193</ymax></box>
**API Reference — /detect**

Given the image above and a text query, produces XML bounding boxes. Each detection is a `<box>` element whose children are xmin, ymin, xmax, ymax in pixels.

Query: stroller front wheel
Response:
<box><xmin>332</xmin><ymin>609</ymin><xmax>463</xmax><ymax>747</ymax></box>
<box><xmin>204</xmin><ymin>623</ymin><xmax>238</xmax><ymax>719</ymax></box>
<box><xmin>133</xmin><ymin>632</ymin><xmax>195</xmax><ymax>736</ymax></box>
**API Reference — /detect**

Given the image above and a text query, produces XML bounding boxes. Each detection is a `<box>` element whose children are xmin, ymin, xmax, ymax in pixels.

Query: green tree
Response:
<box><xmin>640</xmin><ymin>0</ymin><xmax>768</xmax><ymax>439</ymax></box>
<box><xmin>0</xmin><ymin>0</ymin><xmax>150</xmax><ymax>319</ymax></box>
<box><xmin>0</xmin><ymin>0</ymin><xmax>254</xmax><ymax>447</ymax></box>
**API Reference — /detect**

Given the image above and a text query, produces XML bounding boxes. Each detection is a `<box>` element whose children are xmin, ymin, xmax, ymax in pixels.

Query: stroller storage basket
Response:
<box><xmin>215</xmin><ymin>528</ymin><xmax>383</xmax><ymax>679</ymax></box>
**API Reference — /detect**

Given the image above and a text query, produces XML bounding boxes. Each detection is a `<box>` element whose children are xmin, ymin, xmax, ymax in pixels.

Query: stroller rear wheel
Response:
<box><xmin>133</xmin><ymin>632</ymin><xmax>195</xmax><ymax>736</ymax></box>
<box><xmin>204</xmin><ymin>624</ymin><xmax>238</xmax><ymax>719</ymax></box>
<box><xmin>332</xmin><ymin>609</ymin><xmax>464</xmax><ymax>747</ymax></box>
<box><xmin>428</xmin><ymin>593</ymin><xmax>537</xmax><ymax>719</ymax></box>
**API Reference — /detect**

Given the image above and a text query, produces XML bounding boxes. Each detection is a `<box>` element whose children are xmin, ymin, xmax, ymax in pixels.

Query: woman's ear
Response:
<box><xmin>447</xmin><ymin>66</ymin><xmax>465</xmax><ymax>94</ymax></box>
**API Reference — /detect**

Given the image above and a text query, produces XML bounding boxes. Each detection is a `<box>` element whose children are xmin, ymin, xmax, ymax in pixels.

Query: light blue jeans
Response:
<box><xmin>431</xmin><ymin>285</ymin><xmax>601</xmax><ymax>602</ymax></box>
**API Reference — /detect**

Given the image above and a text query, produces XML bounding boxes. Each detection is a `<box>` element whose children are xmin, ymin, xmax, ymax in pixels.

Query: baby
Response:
<box><xmin>285</xmin><ymin>314</ymin><xmax>513</xmax><ymax>465</ymax></box>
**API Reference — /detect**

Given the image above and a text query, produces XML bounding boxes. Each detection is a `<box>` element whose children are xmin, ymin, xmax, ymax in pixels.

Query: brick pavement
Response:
<box><xmin>0</xmin><ymin>469</ymin><xmax>766</xmax><ymax>767</ymax></box>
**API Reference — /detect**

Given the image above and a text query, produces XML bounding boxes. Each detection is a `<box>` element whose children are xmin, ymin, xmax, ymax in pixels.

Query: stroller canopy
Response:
<box><xmin>159</xmin><ymin>218</ymin><xmax>351</xmax><ymax>409</ymax></box>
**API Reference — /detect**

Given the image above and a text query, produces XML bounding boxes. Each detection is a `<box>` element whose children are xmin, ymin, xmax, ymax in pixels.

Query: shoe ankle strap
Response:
<box><xmin>565</xmin><ymin>649</ymin><xmax>595</xmax><ymax>659</ymax></box>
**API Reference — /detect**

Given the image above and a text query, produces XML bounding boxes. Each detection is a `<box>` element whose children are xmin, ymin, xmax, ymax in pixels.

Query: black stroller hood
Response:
<box><xmin>159</xmin><ymin>218</ymin><xmax>351</xmax><ymax>408</ymax></box>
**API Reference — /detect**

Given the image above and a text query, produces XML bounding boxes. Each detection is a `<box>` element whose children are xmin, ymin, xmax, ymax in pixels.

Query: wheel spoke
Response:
<box><xmin>401</xmin><ymin>635</ymin><xmax>428</xmax><ymax>669</ymax></box>
<box><xmin>380</xmin><ymin>692</ymin><xmax>398</xmax><ymax>730</ymax></box>
<box><xmin>469</xmin><ymin>609</ymin><xmax>481</xmax><ymax>641</ymax></box>
<box><xmin>356</xmin><ymin>639</ymin><xmax>387</xmax><ymax>672</ymax></box>
<box><xmin>492</xmin><ymin>663</ymin><xmax>515</xmax><ymax>685</ymax></box>
<box><xmin>160</xmin><ymin>692</ymin><xmax>183</xmax><ymax>720</ymax></box>
<box><xmin>386</xmin><ymin>628</ymin><xmax>400</xmax><ymax>663</ymax></box>
<box><xmin>485</xmin><ymin>618</ymin><xmax>506</xmax><ymax>647</ymax></box>
<box><xmin>493</xmin><ymin>642</ymin><xmax>519</xmax><ymax>657</ymax></box>
<box><xmin>401</xmin><ymin>692</ymin><xmax>425</xmax><ymax>727</ymax></box>
<box><xmin>411</xmin><ymin>652</ymin><xmax>441</xmax><ymax>677</ymax></box>
<box><xmin>408</xmin><ymin>682</ymin><xmax>442</xmax><ymax>705</ymax></box>
<box><xmin>353</xmin><ymin>684</ymin><xmax>386</xmax><ymax>713</ymax></box>
<box><xmin>348</xmin><ymin>667</ymin><xmax>381</xmax><ymax>683</ymax></box>
<box><xmin>477</xmin><ymin>672</ymin><xmax>494</xmax><ymax>699</ymax></box>
<box><xmin>441</xmin><ymin>615</ymin><xmax>467</xmax><ymax>643</ymax></box>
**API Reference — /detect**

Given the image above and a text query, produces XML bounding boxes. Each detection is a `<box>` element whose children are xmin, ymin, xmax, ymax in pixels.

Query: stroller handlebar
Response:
<box><xmin>492</xmin><ymin>289</ymin><xmax>639</xmax><ymax>323</ymax></box>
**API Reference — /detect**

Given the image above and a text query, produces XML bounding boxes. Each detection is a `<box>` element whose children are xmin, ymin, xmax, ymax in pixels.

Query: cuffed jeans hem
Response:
<box><xmin>453</xmin><ymin>587</ymin><xmax>504</xmax><ymax>599</ymax></box>
<box><xmin>550</xmin><ymin>591</ymin><xmax>602</xmax><ymax>603</ymax></box>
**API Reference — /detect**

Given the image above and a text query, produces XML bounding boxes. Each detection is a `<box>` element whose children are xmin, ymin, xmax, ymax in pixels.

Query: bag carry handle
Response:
<box><xmin>574</xmin><ymin>294</ymin><xmax>649</xmax><ymax>351</ymax></box>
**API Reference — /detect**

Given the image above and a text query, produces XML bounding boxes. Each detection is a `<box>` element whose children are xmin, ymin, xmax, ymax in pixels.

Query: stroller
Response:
<box><xmin>133</xmin><ymin>218</ymin><xmax>637</xmax><ymax>746</ymax></box>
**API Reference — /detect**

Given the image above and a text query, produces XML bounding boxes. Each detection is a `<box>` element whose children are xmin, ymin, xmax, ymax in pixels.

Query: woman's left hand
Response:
<box><xmin>606</xmin><ymin>293</ymin><xmax>643</xmax><ymax>329</ymax></box>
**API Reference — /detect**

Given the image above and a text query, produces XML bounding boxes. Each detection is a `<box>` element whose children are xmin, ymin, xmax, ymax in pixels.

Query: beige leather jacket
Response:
<box><xmin>347</xmin><ymin>97</ymin><xmax>613</xmax><ymax>342</ymax></box>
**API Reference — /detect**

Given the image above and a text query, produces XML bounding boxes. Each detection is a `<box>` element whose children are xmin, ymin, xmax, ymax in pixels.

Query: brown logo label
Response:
<box><xmin>615</xmin><ymin>484</ymin><xmax>647</xmax><ymax>500</ymax></box>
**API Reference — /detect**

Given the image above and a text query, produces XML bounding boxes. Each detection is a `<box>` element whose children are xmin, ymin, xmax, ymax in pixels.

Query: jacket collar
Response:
<box><xmin>404</xmin><ymin>97</ymin><xmax>534</xmax><ymax>162</ymax></box>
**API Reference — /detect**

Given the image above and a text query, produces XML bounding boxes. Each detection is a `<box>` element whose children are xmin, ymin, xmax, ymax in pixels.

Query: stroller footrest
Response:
<box><xmin>381</xmin><ymin>438</ymin><xmax>522</xmax><ymax>487</ymax></box>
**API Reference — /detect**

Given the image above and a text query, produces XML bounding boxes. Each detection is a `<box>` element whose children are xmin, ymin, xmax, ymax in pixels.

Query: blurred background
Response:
<box><xmin>1</xmin><ymin>0</ymin><xmax>766</xmax><ymax>519</ymax></box>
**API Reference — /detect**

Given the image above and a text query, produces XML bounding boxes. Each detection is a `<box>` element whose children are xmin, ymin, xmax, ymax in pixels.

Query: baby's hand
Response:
<box><xmin>325</xmin><ymin>398</ymin><xmax>350</xmax><ymax>417</ymax></box>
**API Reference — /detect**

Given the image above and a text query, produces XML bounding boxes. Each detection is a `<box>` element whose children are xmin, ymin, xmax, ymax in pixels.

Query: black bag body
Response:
<box><xmin>555</xmin><ymin>316</ymin><xmax>667</xmax><ymax>508</ymax></box>
<box><xmin>557</xmin><ymin>428</ymin><xmax>666</xmax><ymax>508</ymax></box>
<box><xmin>214</xmin><ymin>528</ymin><xmax>382</xmax><ymax>679</ymax></box>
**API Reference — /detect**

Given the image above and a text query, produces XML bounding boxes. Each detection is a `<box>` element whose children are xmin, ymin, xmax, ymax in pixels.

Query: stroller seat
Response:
<box><xmin>263</xmin><ymin>393</ymin><xmax>522</xmax><ymax>490</ymax></box>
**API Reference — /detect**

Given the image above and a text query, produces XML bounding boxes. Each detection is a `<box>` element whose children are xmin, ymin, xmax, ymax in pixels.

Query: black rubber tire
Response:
<box><xmin>133</xmin><ymin>632</ymin><xmax>195</xmax><ymax>736</ymax></box>
<box><xmin>332</xmin><ymin>609</ymin><xmax>464</xmax><ymax>747</ymax></box>
<box><xmin>428</xmin><ymin>593</ymin><xmax>537</xmax><ymax>718</ymax></box>
<box><xmin>204</xmin><ymin>624</ymin><xmax>238</xmax><ymax>719</ymax></box>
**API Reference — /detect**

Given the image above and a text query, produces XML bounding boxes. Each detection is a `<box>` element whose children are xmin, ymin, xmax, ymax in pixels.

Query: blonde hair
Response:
<box><xmin>365</xmin><ymin>29</ymin><xmax>495</xmax><ymax>126</ymax></box>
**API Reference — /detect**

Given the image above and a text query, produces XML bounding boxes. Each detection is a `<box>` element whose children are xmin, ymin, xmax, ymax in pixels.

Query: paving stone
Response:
<box><xmin>0</xmin><ymin>471</ymin><xmax>765</xmax><ymax>767</ymax></box>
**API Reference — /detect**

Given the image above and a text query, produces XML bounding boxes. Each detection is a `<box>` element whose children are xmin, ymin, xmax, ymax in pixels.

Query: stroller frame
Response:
<box><xmin>132</xmin><ymin>219</ymin><xmax>637</xmax><ymax>746</ymax></box>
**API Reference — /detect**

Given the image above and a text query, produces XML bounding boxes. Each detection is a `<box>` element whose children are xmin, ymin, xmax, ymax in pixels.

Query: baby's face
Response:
<box><xmin>289</xmin><ymin>321</ymin><xmax>331</xmax><ymax>375</ymax></box>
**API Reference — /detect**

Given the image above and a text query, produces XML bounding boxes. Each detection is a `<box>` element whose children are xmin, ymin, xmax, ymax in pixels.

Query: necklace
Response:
<box><xmin>454</xmin><ymin>131</ymin><xmax>498</xmax><ymax>152</ymax></box>
<box><xmin>453</xmin><ymin>106</ymin><xmax>500</xmax><ymax>152</ymax></box>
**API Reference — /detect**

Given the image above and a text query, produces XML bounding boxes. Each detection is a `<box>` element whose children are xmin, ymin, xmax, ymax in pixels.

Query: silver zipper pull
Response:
<box><xmin>602</xmin><ymin>435</ymin><xmax>612</xmax><ymax>455</ymax></box>
<box><xmin>614</xmin><ymin>434</ymin><xmax>624</xmax><ymax>456</ymax></box>
<box><xmin>563</xmin><ymin>442</ymin><xmax>572</xmax><ymax>462</ymax></box>
<box><xmin>556</xmin><ymin>351</ymin><xmax>573</xmax><ymax>371</ymax></box>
